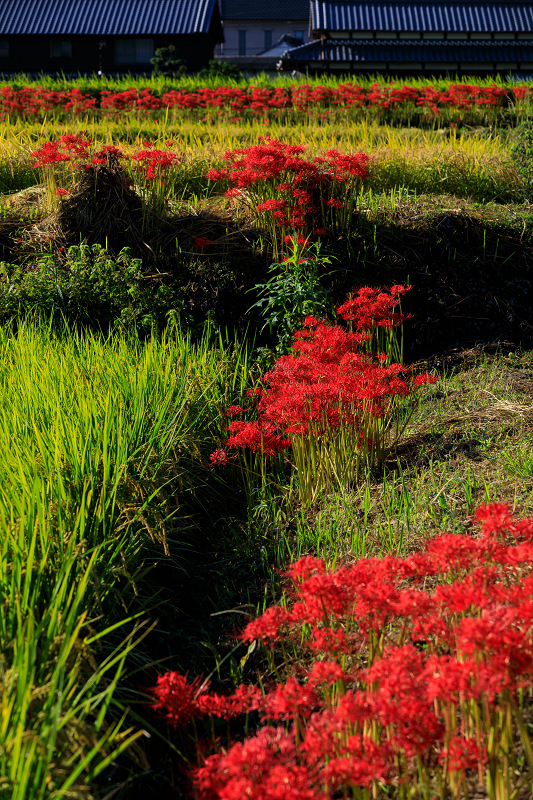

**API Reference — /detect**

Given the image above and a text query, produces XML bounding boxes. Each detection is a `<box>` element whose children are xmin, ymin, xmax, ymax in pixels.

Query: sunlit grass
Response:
<box><xmin>0</xmin><ymin>119</ymin><xmax>524</xmax><ymax>203</ymax></box>
<box><xmin>292</xmin><ymin>351</ymin><xmax>533</xmax><ymax>565</ymax></box>
<box><xmin>0</xmin><ymin>321</ymin><xmax>251</xmax><ymax>798</ymax></box>
<box><xmin>2</xmin><ymin>71</ymin><xmax>533</xmax><ymax>91</ymax></box>
<box><xmin>0</xmin><ymin>80</ymin><xmax>532</xmax><ymax>795</ymax></box>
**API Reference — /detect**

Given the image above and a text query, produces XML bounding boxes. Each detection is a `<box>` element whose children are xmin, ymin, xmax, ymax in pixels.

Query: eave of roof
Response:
<box><xmin>257</xmin><ymin>34</ymin><xmax>304</xmax><ymax>56</ymax></box>
<box><xmin>285</xmin><ymin>36</ymin><xmax>533</xmax><ymax>61</ymax></box>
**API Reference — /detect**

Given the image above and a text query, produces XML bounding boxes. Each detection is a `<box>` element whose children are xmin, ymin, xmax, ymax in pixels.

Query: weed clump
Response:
<box><xmin>59</xmin><ymin>154</ymin><xmax>147</xmax><ymax>254</ymax></box>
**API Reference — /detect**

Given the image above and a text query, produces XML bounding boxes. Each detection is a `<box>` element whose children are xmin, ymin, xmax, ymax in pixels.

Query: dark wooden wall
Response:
<box><xmin>0</xmin><ymin>33</ymin><xmax>219</xmax><ymax>74</ymax></box>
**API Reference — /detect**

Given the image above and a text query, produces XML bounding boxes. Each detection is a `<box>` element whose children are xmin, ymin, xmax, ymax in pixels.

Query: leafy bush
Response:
<box><xmin>150</xmin><ymin>45</ymin><xmax>188</xmax><ymax>78</ymax></box>
<box><xmin>0</xmin><ymin>244</ymin><xmax>185</xmax><ymax>331</ymax></box>
<box><xmin>198</xmin><ymin>59</ymin><xmax>242</xmax><ymax>81</ymax></box>
<box><xmin>248</xmin><ymin>240</ymin><xmax>334</xmax><ymax>355</ymax></box>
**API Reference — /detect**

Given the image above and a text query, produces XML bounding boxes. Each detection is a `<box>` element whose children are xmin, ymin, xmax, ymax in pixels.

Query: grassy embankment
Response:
<box><xmin>0</xmin><ymin>89</ymin><xmax>532</xmax><ymax>797</ymax></box>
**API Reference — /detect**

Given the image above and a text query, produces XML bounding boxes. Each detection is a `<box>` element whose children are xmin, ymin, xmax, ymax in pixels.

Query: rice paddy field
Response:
<box><xmin>1</xmin><ymin>74</ymin><xmax>533</xmax><ymax>799</ymax></box>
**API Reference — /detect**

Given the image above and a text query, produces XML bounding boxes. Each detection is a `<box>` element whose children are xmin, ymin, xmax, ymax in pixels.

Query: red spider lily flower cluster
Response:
<box><xmin>2</xmin><ymin>83</ymin><xmax>531</xmax><ymax>124</ymax></box>
<box><xmin>212</xmin><ymin>285</ymin><xmax>430</xmax><ymax>465</ymax></box>
<box><xmin>32</xmin><ymin>136</ymin><xmax>89</xmax><ymax>168</ymax></box>
<box><xmin>130</xmin><ymin>147</ymin><xmax>180</xmax><ymax>180</ymax></box>
<box><xmin>31</xmin><ymin>135</ymin><xmax>125</xmax><ymax>170</ymax></box>
<box><xmin>209</xmin><ymin>448</ymin><xmax>233</xmax><ymax>466</ymax></box>
<box><xmin>258</xmin><ymin>320</ymin><xmax>409</xmax><ymax>435</ymax></box>
<box><xmin>32</xmin><ymin>135</ymin><xmax>180</xmax><ymax>177</ymax></box>
<box><xmin>30</xmin><ymin>135</ymin><xmax>181</xmax><ymax>211</ymax></box>
<box><xmin>0</xmin><ymin>85</ymin><xmax>96</xmax><ymax>120</ymax></box>
<box><xmin>207</xmin><ymin>138</ymin><xmax>369</xmax><ymax>244</ymax></box>
<box><xmin>336</xmin><ymin>284</ymin><xmax>411</xmax><ymax>331</ymax></box>
<box><xmin>192</xmin><ymin>236</ymin><xmax>212</xmax><ymax>250</ymax></box>
<box><xmin>152</xmin><ymin>503</ymin><xmax>533</xmax><ymax>799</ymax></box>
<box><xmin>224</xmin><ymin>419</ymin><xmax>290</xmax><ymax>458</ymax></box>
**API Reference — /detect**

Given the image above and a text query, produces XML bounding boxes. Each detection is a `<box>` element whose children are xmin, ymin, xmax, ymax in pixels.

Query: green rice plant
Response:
<box><xmin>1</xmin><ymin>72</ymin><xmax>532</xmax><ymax>94</ymax></box>
<box><xmin>0</xmin><ymin>320</ymin><xmax>253</xmax><ymax>796</ymax></box>
<box><xmin>0</xmin><ymin>498</ymin><xmax>149</xmax><ymax>800</ymax></box>
<box><xmin>367</xmin><ymin>134</ymin><xmax>524</xmax><ymax>202</ymax></box>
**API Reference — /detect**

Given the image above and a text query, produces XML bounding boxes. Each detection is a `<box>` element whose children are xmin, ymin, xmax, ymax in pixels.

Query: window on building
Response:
<box><xmin>238</xmin><ymin>30</ymin><xmax>247</xmax><ymax>56</ymax></box>
<box><xmin>294</xmin><ymin>30</ymin><xmax>304</xmax><ymax>42</ymax></box>
<box><xmin>50</xmin><ymin>40</ymin><xmax>72</xmax><ymax>57</ymax></box>
<box><xmin>264</xmin><ymin>29</ymin><xmax>273</xmax><ymax>50</ymax></box>
<box><xmin>0</xmin><ymin>40</ymin><xmax>8</xmax><ymax>57</ymax></box>
<box><xmin>115</xmin><ymin>38</ymin><xmax>154</xmax><ymax>64</ymax></box>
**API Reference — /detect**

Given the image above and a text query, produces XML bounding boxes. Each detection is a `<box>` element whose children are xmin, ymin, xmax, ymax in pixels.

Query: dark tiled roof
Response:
<box><xmin>0</xmin><ymin>0</ymin><xmax>218</xmax><ymax>35</ymax></box>
<box><xmin>219</xmin><ymin>0</ymin><xmax>309</xmax><ymax>20</ymax></box>
<box><xmin>311</xmin><ymin>1</ymin><xmax>533</xmax><ymax>33</ymax></box>
<box><xmin>285</xmin><ymin>36</ymin><xmax>533</xmax><ymax>61</ymax></box>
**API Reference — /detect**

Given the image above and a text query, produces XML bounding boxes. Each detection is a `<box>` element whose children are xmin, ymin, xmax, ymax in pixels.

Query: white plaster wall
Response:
<box><xmin>216</xmin><ymin>21</ymin><xmax>310</xmax><ymax>56</ymax></box>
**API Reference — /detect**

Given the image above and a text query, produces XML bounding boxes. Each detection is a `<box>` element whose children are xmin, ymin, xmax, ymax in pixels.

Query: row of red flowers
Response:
<box><xmin>31</xmin><ymin>134</ymin><xmax>370</xmax><ymax>248</ymax></box>
<box><xmin>152</xmin><ymin>502</ymin><xmax>533</xmax><ymax>799</ymax></box>
<box><xmin>1</xmin><ymin>82</ymin><xmax>531</xmax><ymax>119</ymax></box>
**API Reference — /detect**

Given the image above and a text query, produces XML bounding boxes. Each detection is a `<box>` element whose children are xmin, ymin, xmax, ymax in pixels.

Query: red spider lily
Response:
<box><xmin>195</xmin><ymin>727</ymin><xmax>326</xmax><ymax>800</ymax></box>
<box><xmin>206</xmin><ymin>138</ymin><xmax>369</xmax><ymax>253</ymax></box>
<box><xmin>58</xmin><ymin>133</ymin><xmax>92</xmax><ymax>158</ymax></box>
<box><xmin>225</xmin><ymin>420</ymin><xmax>290</xmax><ymax>458</ymax></box>
<box><xmin>438</xmin><ymin>736</ymin><xmax>488</xmax><ymax>772</ymax></box>
<box><xmin>151</xmin><ymin>671</ymin><xmax>206</xmax><ymax>726</ymax></box>
<box><xmin>31</xmin><ymin>141</ymin><xmax>71</xmax><ymax>168</ymax></box>
<box><xmin>336</xmin><ymin>285</ymin><xmax>411</xmax><ymax>331</ymax></box>
<box><xmin>192</xmin><ymin>236</ymin><xmax>212</xmax><ymax>250</ymax></box>
<box><xmin>224</xmin><ymin>405</ymin><xmax>244</xmax><ymax>417</ymax></box>
<box><xmin>283</xmin><ymin>234</ymin><xmax>307</xmax><ymax>245</ymax></box>
<box><xmin>209</xmin><ymin>449</ymin><xmax>231</xmax><ymax>466</ymax></box>
<box><xmin>29</xmin><ymin>135</ymin><xmax>179</xmax><ymax>220</ymax></box>
<box><xmin>213</xmin><ymin>289</ymin><xmax>434</xmax><ymax>503</ymax></box>
<box><xmin>256</xmin><ymin>199</ymin><xmax>287</xmax><ymax>212</ymax></box>
<box><xmin>32</xmin><ymin>137</ymin><xmax>125</xmax><ymax>170</ymax></box>
<box><xmin>131</xmin><ymin>148</ymin><xmax>180</xmax><ymax>180</ymax></box>
<box><xmin>151</xmin><ymin>502</ymin><xmax>533</xmax><ymax>799</ymax></box>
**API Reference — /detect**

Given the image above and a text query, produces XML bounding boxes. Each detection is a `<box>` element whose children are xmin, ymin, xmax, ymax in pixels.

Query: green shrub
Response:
<box><xmin>150</xmin><ymin>45</ymin><xmax>188</xmax><ymax>78</ymax></box>
<box><xmin>198</xmin><ymin>59</ymin><xmax>242</xmax><ymax>80</ymax></box>
<box><xmin>0</xmin><ymin>244</ymin><xmax>185</xmax><ymax>331</ymax></box>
